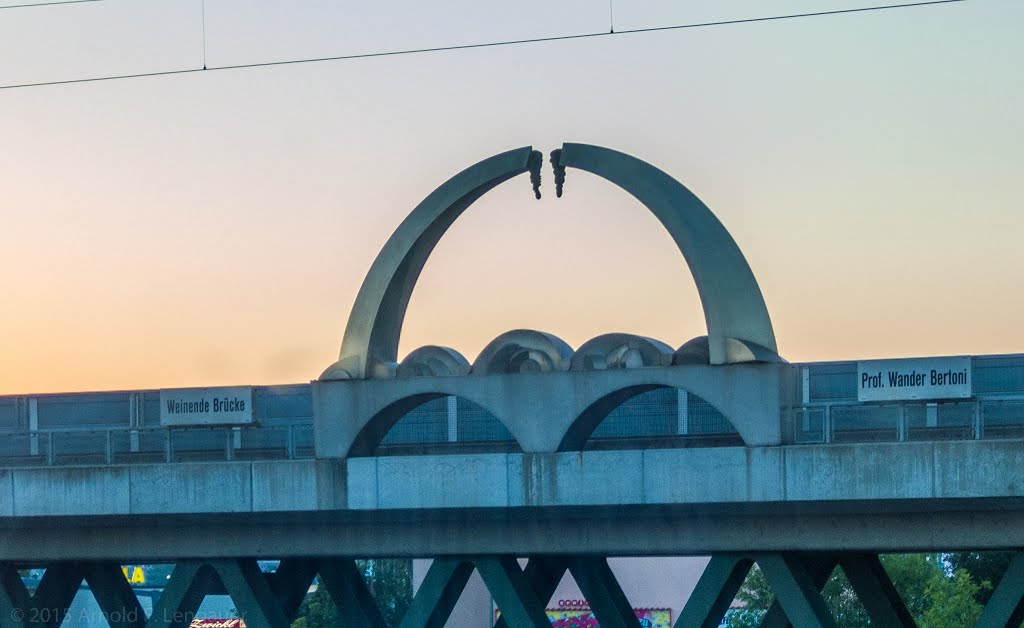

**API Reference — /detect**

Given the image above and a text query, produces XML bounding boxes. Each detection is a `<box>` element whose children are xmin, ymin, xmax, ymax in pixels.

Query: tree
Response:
<box><xmin>292</xmin><ymin>586</ymin><xmax>337</xmax><ymax>628</ymax></box>
<box><xmin>947</xmin><ymin>551</ymin><xmax>1015</xmax><ymax>604</ymax></box>
<box><xmin>728</xmin><ymin>563</ymin><xmax>876</xmax><ymax>628</ymax></box>
<box><xmin>292</xmin><ymin>559</ymin><xmax>412</xmax><ymax>628</ymax></box>
<box><xmin>363</xmin><ymin>559</ymin><xmax>412</xmax><ymax>626</ymax></box>
<box><xmin>724</xmin><ymin>554</ymin><xmax>990</xmax><ymax>627</ymax></box>
<box><xmin>880</xmin><ymin>553</ymin><xmax>942</xmax><ymax>619</ymax></box>
<box><xmin>919</xmin><ymin>568</ymin><xmax>988</xmax><ymax>628</ymax></box>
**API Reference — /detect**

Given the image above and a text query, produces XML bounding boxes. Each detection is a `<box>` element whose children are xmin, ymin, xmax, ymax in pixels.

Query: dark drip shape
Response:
<box><xmin>528</xmin><ymin>150</ymin><xmax>543</xmax><ymax>199</ymax></box>
<box><xmin>550</xmin><ymin>149</ymin><xmax>565</xmax><ymax>198</ymax></box>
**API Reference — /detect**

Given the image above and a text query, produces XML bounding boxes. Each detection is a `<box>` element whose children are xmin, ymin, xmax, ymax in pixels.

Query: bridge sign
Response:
<box><xmin>857</xmin><ymin>356</ymin><xmax>971</xmax><ymax>402</ymax></box>
<box><xmin>160</xmin><ymin>386</ymin><xmax>254</xmax><ymax>426</ymax></box>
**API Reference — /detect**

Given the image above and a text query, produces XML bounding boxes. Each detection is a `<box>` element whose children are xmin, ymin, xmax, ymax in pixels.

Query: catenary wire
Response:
<box><xmin>0</xmin><ymin>0</ymin><xmax>968</xmax><ymax>91</ymax></box>
<box><xmin>0</xmin><ymin>0</ymin><xmax>101</xmax><ymax>9</ymax></box>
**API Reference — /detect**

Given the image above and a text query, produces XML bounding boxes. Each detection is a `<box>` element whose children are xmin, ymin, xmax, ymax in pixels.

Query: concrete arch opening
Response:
<box><xmin>350</xmin><ymin>394</ymin><xmax>520</xmax><ymax>457</ymax></box>
<box><xmin>558</xmin><ymin>385</ymin><xmax>742</xmax><ymax>451</ymax></box>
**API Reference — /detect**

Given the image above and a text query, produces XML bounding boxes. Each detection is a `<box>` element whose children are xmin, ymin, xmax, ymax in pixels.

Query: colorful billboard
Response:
<box><xmin>498</xmin><ymin>607</ymin><xmax>671</xmax><ymax>628</ymax></box>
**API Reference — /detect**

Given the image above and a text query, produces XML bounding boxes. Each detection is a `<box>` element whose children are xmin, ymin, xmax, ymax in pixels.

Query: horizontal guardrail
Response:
<box><xmin>4</xmin><ymin>399</ymin><xmax>1024</xmax><ymax>468</ymax></box>
<box><xmin>0</xmin><ymin>424</ymin><xmax>314</xmax><ymax>467</ymax></box>
<box><xmin>792</xmin><ymin>398</ymin><xmax>1024</xmax><ymax>444</ymax></box>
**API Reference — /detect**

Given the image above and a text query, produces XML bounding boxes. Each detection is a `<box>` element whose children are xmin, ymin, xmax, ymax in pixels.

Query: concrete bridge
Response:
<box><xmin>3</xmin><ymin>144</ymin><xmax>1024</xmax><ymax>628</ymax></box>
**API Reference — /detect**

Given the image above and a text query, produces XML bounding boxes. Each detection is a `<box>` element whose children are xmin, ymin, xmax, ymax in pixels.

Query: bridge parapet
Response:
<box><xmin>3</xmin><ymin>439</ymin><xmax>1024</xmax><ymax>559</ymax></box>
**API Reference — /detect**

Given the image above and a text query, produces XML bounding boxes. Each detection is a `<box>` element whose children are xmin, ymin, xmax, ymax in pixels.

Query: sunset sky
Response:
<box><xmin>1</xmin><ymin>0</ymin><xmax>1021</xmax><ymax>394</ymax></box>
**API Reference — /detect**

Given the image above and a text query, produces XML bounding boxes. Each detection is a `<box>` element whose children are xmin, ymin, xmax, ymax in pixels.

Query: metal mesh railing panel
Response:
<box><xmin>169</xmin><ymin>427</ymin><xmax>230</xmax><ymax>461</ymax></box>
<box><xmin>981</xmin><ymin>400</ymin><xmax>1024</xmax><ymax>438</ymax></box>
<box><xmin>457</xmin><ymin>397</ymin><xmax>514</xmax><ymax>443</ymax></box>
<box><xmin>906</xmin><ymin>403</ymin><xmax>974</xmax><ymax>441</ymax></box>
<box><xmin>380</xmin><ymin>398</ymin><xmax>447</xmax><ymax>445</ymax></box>
<box><xmin>793</xmin><ymin>407</ymin><xmax>827</xmax><ymax>444</ymax></box>
<box><xmin>50</xmin><ymin>430</ymin><xmax>107</xmax><ymax>465</ymax></box>
<box><xmin>591</xmin><ymin>388</ymin><xmax>677</xmax><ymax>439</ymax></box>
<box><xmin>831</xmin><ymin>405</ymin><xmax>899</xmax><ymax>443</ymax></box>
<box><xmin>234</xmin><ymin>426</ymin><xmax>289</xmax><ymax>460</ymax></box>
<box><xmin>686</xmin><ymin>392</ymin><xmax>738</xmax><ymax>436</ymax></box>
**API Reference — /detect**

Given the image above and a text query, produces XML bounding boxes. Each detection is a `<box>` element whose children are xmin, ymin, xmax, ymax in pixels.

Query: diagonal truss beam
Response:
<box><xmin>317</xmin><ymin>559</ymin><xmax>385</xmax><ymax>627</ymax></box>
<box><xmin>838</xmin><ymin>553</ymin><xmax>916</xmax><ymax>627</ymax></box>
<box><xmin>0</xmin><ymin>563</ymin><xmax>32</xmax><ymax>628</ymax></box>
<box><xmin>399</xmin><ymin>560</ymin><xmax>475</xmax><ymax>628</ymax></box>
<box><xmin>145</xmin><ymin>561</ymin><xmax>216</xmax><ymax>628</ymax></box>
<box><xmin>2</xmin><ymin>561</ymin><xmax>149</xmax><ymax>628</ymax></box>
<box><xmin>755</xmin><ymin>553</ymin><xmax>837</xmax><ymax>628</ymax></box>
<box><xmin>82</xmin><ymin>562</ymin><xmax>147</xmax><ymax>628</ymax></box>
<box><xmin>760</xmin><ymin>554</ymin><xmax>838</xmax><ymax>628</ymax></box>
<box><xmin>675</xmin><ymin>554</ymin><xmax>754</xmax><ymax>628</ymax></box>
<box><xmin>207</xmin><ymin>560</ymin><xmax>289</xmax><ymax>628</ymax></box>
<box><xmin>266</xmin><ymin>559</ymin><xmax>319</xmax><ymax>622</ymax></box>
<box><xmin>568</xmin><ymin>556</ymin><xmax>640</xmax><ymax>628</ymax></box>
<box><xmin>32</xmin><ymin>562</ymin><xmax>88</xmax><ymax>628</ymax></box>
<box><xmin>494</xmin><ymin>556</ymin><xmax>568</xmax><ymax>628</ymax></box>
<box><xmin>475</xmin><ymin>556</ymin><xmax>551</xmax><ymax>627</ymax></box>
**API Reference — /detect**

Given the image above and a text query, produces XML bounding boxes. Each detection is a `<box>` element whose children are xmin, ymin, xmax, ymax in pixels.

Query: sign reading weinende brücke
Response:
<box><xmin>857</xmin><ymin>356</ymin><xmax>972</xmax><ymax>402</ymax></box>
<box><xmin>160</xmin><ymin>386</ymin><xmax>254</xmax><ymax>426</ymax></box>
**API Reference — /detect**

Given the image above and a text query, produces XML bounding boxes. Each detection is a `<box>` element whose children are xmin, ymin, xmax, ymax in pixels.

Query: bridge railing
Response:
<box><xmin>4</xmin><ymin>400</ymin><xmax>1024</xmax><ymax>467</ymax></box>
<box><xmin>793</xmin><ymin>398</ymin><xmax>1024</xmax><ymax>444</ymax></box>
<box><xmin>0</xmin><ymin>424</ymin><xmax>315</xmax><ymax>467</ymax></box>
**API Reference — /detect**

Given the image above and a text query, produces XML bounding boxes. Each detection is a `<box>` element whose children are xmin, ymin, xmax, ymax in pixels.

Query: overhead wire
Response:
<box><xmin>0</xmin><ymin>0</ymin><xmax>968</xmax><ymax>91</ymax></box>
<box><xmin>0</xmin><ymin>0</ymin><xmax>101</xmax><ymax>9</ymax></box>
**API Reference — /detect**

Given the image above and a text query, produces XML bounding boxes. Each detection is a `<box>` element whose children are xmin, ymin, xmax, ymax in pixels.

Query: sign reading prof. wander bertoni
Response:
<box><xmin>160</xmin><ymin>386</ymin><xmax>254</xmax><ymax>426</ymax></box>
<box><xmin>857</xmin><ymin>356</ymin><xmax>971</xmax><ymax>402</ymax></box>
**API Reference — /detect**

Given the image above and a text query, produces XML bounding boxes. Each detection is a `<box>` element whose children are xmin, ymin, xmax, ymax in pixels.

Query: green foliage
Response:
<box><xmin>291</xmin><ymin>587</ymin><xmax>338</xmax><ymax>628</ymax></box>
<box><xmin>363</xmin><ymin>559</ymin><xmax>413</xmax><ymax>626</ymax></box>
<box><xmin>721</xmin><ymin>607</ymin><xmax>763</xmax><ymax>628</ymax></box>
<box><xmin>947</xmin><ymin>551</ymin><xmax>1014</xmax><ymax>604</ymax></box>
<box><xmin>881</xmin><ymin>553</ymin><xmax>944</xmax><ymax>618</ymax></box>
<box><xmin>919</xmin><ymin>568</ymin><xmax>988</xmax><ymax>628</ymax></box>
<box><xmin>291</xmin><ymin>559</ymin><xmax>412</xmax><ymax>628</ymax></box>
<box><xmin>725</xmin><ymin>554</ymin><xmax>990</xmax><ymax>627</ymax></box>
<box><xmin>733</xmin><ymin>564</ymin><xmax>772</xmax><ymax>611</ymax></box>
<box><xmin>819</xmin><ymin>569</ymin><xmax>868</xmax><ymax>627</ymax></box>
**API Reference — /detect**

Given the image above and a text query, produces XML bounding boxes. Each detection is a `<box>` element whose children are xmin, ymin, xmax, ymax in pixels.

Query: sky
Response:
<box><xmin>0</xmin><ymin>0</ymin><xmax>1021</xmax><ymax>394</ymax></box>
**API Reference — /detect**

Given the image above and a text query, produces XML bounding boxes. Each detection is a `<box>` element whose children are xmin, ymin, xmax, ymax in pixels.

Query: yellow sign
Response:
<box><xmin>121</xmin><ymin>566</ymin><xmax>145</xmax><ymax>584</ymax></box>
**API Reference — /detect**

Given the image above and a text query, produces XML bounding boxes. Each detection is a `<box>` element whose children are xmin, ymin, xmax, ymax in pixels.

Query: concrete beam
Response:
<box><xmin>5</xmin><ymin>505</ymin><xmax>1024</xmax><ymax>561</ymax></box>
<box><xmin>6</xmin><ymin>440</ymin><xmax>1024</xmax><ymax>520</ymax></box>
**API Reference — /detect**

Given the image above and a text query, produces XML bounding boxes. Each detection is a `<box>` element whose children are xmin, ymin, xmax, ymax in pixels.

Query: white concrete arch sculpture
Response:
<box><xmin>313</xmin><ymin>143</ymin><xmax>789</xmax><ymax>458</ymax></box>
<box><xmin>321</xmin><ymin>143</ymin><xmax>779</xmax><ymax>381</ymax></box>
